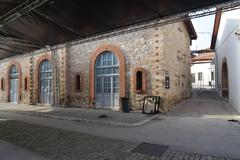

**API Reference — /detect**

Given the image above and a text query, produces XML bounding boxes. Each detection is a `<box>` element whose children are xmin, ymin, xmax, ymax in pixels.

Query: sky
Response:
<box><xmin>190</xmin><ymin>14</ymin><xmax>215</xmax><ymax>51</ymax></box>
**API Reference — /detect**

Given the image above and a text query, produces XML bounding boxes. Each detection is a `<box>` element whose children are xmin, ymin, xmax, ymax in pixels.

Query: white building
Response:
<box><xmin>211</xmin><ymin>9</ymin><xmax>240</xmax><ymax>113</ymax></box>
<box><xmin>191</xmin><ymin>52</ymin><xmax>215</xmax><ymax>89</ymax></box>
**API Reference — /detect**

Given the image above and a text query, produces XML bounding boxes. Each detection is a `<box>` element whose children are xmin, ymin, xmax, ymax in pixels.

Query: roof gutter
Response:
<box><xmin>184</xmin><ymin>19</ymin><xmax>197</xmax><ymax>40</ymax></box>
<box><xmin>210</xmin><ymin>9</ymin><xmax>222</xmax><ymax>49</ymax></box>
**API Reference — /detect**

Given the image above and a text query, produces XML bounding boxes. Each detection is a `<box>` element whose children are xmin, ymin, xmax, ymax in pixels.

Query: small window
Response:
<box><xmin>211</xmin><ymin>71</ymin><xmax>214</xmax><ymax>81</ymax></box>
<box><xmin>24</xmin><ymin>77</ymin><xmax>28</xmax><ymax>91</ymax></box>
<box><xmin>1</xmin><ymin>78</ymin><xmax>5</xmax><ymax>90</ymax></box>
<box><xmin>191</xmin><ymin>73</ymin><xmax>195</xmax><ymax>82</ymax></box>
<box><xmin>198</xmin><ymin>72</ymin><xmax>202</xmax><ymax>81</ymax></box>
<box><xmin>136</xmin><ymin>71</ymin><xmax>143</xmax><ymax>91</ymax></box>
<box><xmin>76</xmin><ymin>74</ymin><xmax>81</xmax><ymax>92</ymax></box>
<box><xmin>133</xmin><ymin>68</ymin><xmax>147</xmax><ymax>93</ymax></box>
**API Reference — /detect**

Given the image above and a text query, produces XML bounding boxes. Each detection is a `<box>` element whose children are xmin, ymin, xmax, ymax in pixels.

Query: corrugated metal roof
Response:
<box><xmin>0</xmin><ymin>0</ymin><xmax>229</xmax><ymax>59</ymax></box>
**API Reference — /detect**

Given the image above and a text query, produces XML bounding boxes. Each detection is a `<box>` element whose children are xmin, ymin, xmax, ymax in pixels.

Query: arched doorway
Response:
<box><xmin>95</xmin><ymin>51</ymin><xmax>119</xmax><ymax>109</ymax></box>
<box><xmin>222</xmin><ymin>59</ymin><xmax>229</xmax><ymax>99</ymax></box>
<box><xmin>89</xmin><ymin>45</ymin><xmax>126</xmax><ymax>111</ymax></box>
<box><xmin>9</xmin><ymin>65</ymin><xmax>18</xmax><ymax>103</ymax></box>
<box><xmin>39</xmin><ymin>60</ymin><xmax>53</xmax><ymax>104</ymax></box>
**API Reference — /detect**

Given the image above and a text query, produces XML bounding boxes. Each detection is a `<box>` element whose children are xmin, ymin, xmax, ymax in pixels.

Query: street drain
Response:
<box><xmin>98</xmin><ymin>114</ymin><xmax>108</xmax><ymax>118</ymax></box>
<box><xmin>131</xmin><ymin>143</ymin><xmax>168</xmax><ymax>157</ymax></box>
<box><xmin>228</xmin><ymin>119</ymin><xmax>239</xmax><ymax>122</ymax></box>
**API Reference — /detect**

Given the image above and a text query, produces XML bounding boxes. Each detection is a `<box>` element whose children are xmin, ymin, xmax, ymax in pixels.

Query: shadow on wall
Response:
<box><xmin>221</xmin><ymin>58</ymin><xmax>229</xmax><ymax>99</ymax></box>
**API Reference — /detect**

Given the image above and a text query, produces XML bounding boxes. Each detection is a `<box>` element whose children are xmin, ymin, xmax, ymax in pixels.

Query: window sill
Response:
<box><xmin>134</xmin><ymin>90</ymin><xmax>145</xmax><ymax>94</ymax></box>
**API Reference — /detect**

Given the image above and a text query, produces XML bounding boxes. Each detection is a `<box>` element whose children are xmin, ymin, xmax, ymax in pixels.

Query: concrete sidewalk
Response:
<box><xmin>0</xmin><ymin>140</ymin><xmax>46</xmax><ymax>160</ymax></box>
<box><xmin>0</xmin><ymin>94</ymin><xmax>240</xmax><ymax>159</ymax></box>
<box><xmin>0</xmin><ymin>111</ymin><xmax>240</xmax><ymax>159</ymax></box>
<box><xmin>0</xmin><ymin>103</ymin><xmax>158</xmax><ymax>127</ymax></box>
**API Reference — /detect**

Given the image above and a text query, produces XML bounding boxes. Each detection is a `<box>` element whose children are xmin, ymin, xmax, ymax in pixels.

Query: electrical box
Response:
<box><xmin>165</xmin><ymin>76</ymin><xmax>170</xmax><ymax>89</ymax></box>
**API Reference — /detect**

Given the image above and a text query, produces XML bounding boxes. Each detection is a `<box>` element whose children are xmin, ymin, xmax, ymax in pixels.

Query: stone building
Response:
<box><xmin>0</xmin><ymin>19</ymin><xmax>196</xmax><ymax>112</ymax></box>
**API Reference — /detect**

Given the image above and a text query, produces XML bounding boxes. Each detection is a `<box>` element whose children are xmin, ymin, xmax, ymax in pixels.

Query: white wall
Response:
<box><xmin>191</xmin><ymin>62</ymin><xmax>215</xmax><ymax>89</ymax></box>
<box><xmin>215</xmin><ymin>9</ymin><xmax>240</xmax><ymax>112</ymax></box>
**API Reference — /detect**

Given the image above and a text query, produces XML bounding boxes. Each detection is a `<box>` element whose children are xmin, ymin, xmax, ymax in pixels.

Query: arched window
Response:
<box><xmin>24</xmin><ymin>77</ymin><xmax>28</xmax><ymax>91</ymax></box>
<box><xmin>133</xmin><ymin>68</ymin><xmax>147</xmax><ymax>93</ymax></box>
<box><xmin>76</xmin><ymin>74</ymin><xmax>81</xmax><ymax>92</ymax></box>
<box><xmin>136</xmin><ymin>71</ymin><xmax>143</xmax><ymax>91</ymax></box>
<box><xmin>9</xmin><ymin>65</ymin><xmax>19</xmax><ymax>102</ymax></box>
<box><xmin>39</xmin><ymin>60</ymin><xmax>52</xmax><ymax>104</ymax></box>
<box><xmin>10</xmin><ymin>65</ymin><xmax>18</xmax><ymax>79</ymax></box>
<box><xmin>222</xmin><ymin>59</ymin><xmax>229</xmax><ymax>99</ymax></box>
<box><xmin>89</xmin><ymin>45</ymin><xmax>126</xmax><ymax>110</ymax></box>
<box><xmin>95</xmin><ymin>51</ymin><xmax>119</xmax><ymax>109</ymax></box>
<box><xmin>1</xmin><ymin>78</ymin><xmax>5</xmax><ymax>90</ymax></box>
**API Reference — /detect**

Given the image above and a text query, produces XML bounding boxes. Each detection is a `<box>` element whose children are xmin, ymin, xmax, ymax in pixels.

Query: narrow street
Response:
<box><xmin>168</xmin><ymin>89</ymin><xmax>238</xmax><ymax>116</ymax></box>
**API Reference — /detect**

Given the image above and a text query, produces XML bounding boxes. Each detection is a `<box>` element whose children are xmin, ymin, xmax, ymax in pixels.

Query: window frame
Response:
<box><xmin>136</xmin><ymin>71</ymin><xmax>143</xmax><ymax>91</ymax></box>
<box><xmin>211</xmin><ymin>71</ymin><xmax>214</xmax><ymax>81</ymax></box>
<box><xmin>191</xmin><ymin>73</ymin><xmax>196</xmax><ymax>83</ymax></box>
<box><xmin>198</xmin><ymin>72</ymin><xmax>202</xmax><ymax>81</ymax></box>
<box><xmin>133</xmin><ymin>68</ymin><xmax>147</xmax><ymax>93</ymax></box>
<box><xmin>24</xmin><ymin>77</ymin><xmax>28</xmax><ymax>91</ymax></box>
<box><xmin>74</xmin><ymin>73</ymin><xmax>84</xmax><ymax>93</ymax></box>
<box><xmin>76</xmin><ymin>74</ymin><xmax>81</xmax><ymax>92</ymax></box>
<box><xmin>1</xmin><ymin>78</ymin><xmax>5</xmax><ymax>91</ymax></box>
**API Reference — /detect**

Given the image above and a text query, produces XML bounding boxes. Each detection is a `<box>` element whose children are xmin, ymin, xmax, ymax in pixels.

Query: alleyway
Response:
<box><xmin>168</xmin><ymin>89</ymin><xmax>238</xmax><ymax>117</ymax></box>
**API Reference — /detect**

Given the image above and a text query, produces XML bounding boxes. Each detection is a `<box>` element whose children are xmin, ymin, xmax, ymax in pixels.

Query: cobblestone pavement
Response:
<box><xmin>0</xmin><ymin>119</ymin><xmax>236</xmax><ymax>160</ymax></box>
<box><xmin>127</xmin><ymin>149</ymin><xmax>234</xmax><ymax>160</ymax></box>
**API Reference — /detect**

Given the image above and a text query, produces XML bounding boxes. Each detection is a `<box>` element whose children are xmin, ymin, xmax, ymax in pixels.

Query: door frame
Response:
<box><xmin>34</xmin><ymin>54</ymin><xmax>52</xmax><ymax>105</ymax></box>
<box><xmin>95</xmin><ymin>75</ymin><xmax>119</xmax><ymax>109</ymax></box>
<box><xmin>89</xmin><ymin>45</ymin><xmax>126</xmax><ymax>111</ymax></box>
<box><xmin>7</xmin><ymin>61</ymin><xmax>22</xmax><ymax>103</ymax></box>
<box><xmin>10</xmin><ymin>79</ymin><xmax>18</xmax><ymax>103</ymax></box>
<box><xmin>39</xmin><ymin>75</ymin><xmax>52</xmax><ymax>105</ymax></box>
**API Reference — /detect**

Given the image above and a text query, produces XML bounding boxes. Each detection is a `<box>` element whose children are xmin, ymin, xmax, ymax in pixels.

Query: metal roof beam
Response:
<box><xmin>0</xmin><ymin>0</ymin><xmax>50</xmax><ymax>27</ymax></box>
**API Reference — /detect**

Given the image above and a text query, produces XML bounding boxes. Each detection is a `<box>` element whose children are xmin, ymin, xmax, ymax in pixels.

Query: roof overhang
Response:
<box><xmin>210</xmin><ymin>9</ymin><xmax>222</xmax><ymax>49</ymax></box>
<box><xmin>0</xmin><ymin>0</ymin><xmax>237</xmax><ymax>59</ymax></box>
<box><xmin>184</xmin><ymin>19</ymin><xmax>197</xmax><ymax>40</ymax></box>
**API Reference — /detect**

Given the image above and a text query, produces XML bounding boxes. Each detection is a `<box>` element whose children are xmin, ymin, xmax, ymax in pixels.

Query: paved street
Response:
<box><xmin>168</xmin><ymin>90</ymin><xmax>238</xmax><ymax>117</ymax></box>
<box><xmin>0</xmin><ymin>91</ymin><xmax>239</xmax><ymax>159</ymax></box>
<box><xmin>0</xmin><ymin>140</ymin><xmax>47</xmax><ymax>160</ymax></box>
<box><xmin>0</xmin><ymin>119</ymin><xmax>236</xmax><ymax>160</ymax></box>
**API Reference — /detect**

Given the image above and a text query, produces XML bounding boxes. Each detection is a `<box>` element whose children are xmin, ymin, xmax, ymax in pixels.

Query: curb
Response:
<box><xmin>0</xmin><ymin>110</ymin><xmax>159</xmax><ymax>127</ymax></box>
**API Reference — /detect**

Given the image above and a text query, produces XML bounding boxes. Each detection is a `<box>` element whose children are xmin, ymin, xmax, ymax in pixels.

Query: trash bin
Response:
<box><xmin>121</xmin><ymin>97</ymin><xmax>129</xmax><ymax>113</ymax></box>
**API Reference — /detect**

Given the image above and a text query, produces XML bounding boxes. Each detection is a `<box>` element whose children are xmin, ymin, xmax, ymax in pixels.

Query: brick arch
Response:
<box><xmin>6</xmin><ymin>60</ymin><xmax>22</xmax><ymax>102</ymax></box>
<box><xmin>132</xmin><ymin>67</ymin><xmax>147</xmax><ymax>93</ymax></box>
<box><xmin>89</xmin><ymin>44</ymin><xmax>126</xmax><ymax>108</ymax></box>
<box><xmin>34</xmin><ymin>54</ymin><xmax>52</xmax><ymax>104</ymax></box>
<box><xmin>222</xmin><ymin>57</ymin><xmax>229</xmax><ymax>99</ymax></box>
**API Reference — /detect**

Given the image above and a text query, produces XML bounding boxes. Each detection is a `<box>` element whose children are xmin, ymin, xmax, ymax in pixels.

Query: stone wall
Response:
<box><xmin>0</xmin><ymin>55</ymin><xmax>31</xmax><ymax>104</ymax></box>
<box><xmin>0</xmin><ymin>49</ymin><xmax>66</xmax><ymax>106</ymax></box>
<box><xmin>161</xmin><ymin>23</ymin><xmax>191</xmax><ymax>111</ymax></box>
<box><xmin>0</xmin><ymin>21</ymin><xmax>191</xmax><ymax>111</ymax></box>
<box><xmin>66</xmin><ymin>22</ymin><xmax>191</xmax><ymax>111</ymax></box>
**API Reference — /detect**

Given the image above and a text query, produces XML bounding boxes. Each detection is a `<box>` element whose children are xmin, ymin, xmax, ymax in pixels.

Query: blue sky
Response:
<box><xmin>190</xmin><ymin>14</ymin><xmax>215</xmax><ymax>51</ymax></box>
